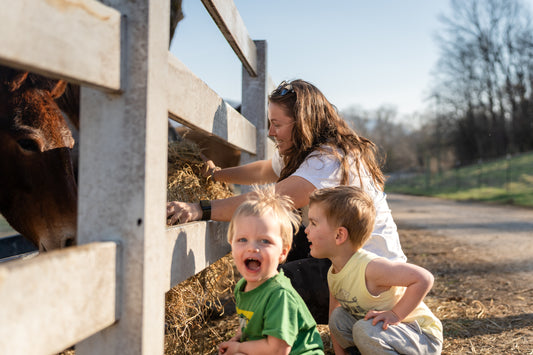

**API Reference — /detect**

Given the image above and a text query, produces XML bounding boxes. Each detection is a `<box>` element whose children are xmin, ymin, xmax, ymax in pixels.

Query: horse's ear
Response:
<box><xmin>8</xmin><ymin>72</ymin><xmax>29</xmax><ymax>92</ymax></box>
<box><xmin>50</xmin><ymin>80</ymin><xmax>68</xmax><ymax>99</ymax></box>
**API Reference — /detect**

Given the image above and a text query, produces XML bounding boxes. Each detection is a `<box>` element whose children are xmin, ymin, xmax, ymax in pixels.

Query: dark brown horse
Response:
<box><xmin>0</xmin><ymin>66</ymin><xmax>77</xmax><ymax>251</ymax></box>
<box><xmin>0</xmin><ymin>1</ymin><xmax>185</xmax><ymax>252</ymax></box>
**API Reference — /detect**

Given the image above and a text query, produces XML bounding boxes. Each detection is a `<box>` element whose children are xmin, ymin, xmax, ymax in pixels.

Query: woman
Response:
<box><xmin>167</xmin><ymin>79</ymin><xmax>406</xmax><ymax>323</ymax></box>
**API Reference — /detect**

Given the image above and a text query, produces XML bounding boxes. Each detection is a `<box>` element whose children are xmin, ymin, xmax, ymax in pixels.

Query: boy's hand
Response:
<box><xmin>218</xmin><ymin>338</ymin><xmax>239</xmax><ymax>354</ymax></box>
<box><xmin>218</xmin><ymin>332</ymin><xmax>242</xmax><ymax>354</ymax></box>
<box><xmin>364</xmin><ymin>309</ymin><xmax>401</xmax><ymax>330</ymax></box>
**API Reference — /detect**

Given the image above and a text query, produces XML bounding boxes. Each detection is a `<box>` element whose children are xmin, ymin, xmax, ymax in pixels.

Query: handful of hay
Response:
<box><xmin>165</xmin><ymin>139</ymin><xmax>238</xmax><ymax>354</ymax></box>
<box><xmin>167</xmin><ymin>139</ymin><xmax>234</xmax><ymax>203</ymax></box>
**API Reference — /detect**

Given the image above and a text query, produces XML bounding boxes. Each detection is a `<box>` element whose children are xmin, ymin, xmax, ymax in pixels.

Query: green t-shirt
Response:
<box><xmin>235</xmin><ymin>270</ymin><xmax>324</xmax><ymax>355</ymax></box>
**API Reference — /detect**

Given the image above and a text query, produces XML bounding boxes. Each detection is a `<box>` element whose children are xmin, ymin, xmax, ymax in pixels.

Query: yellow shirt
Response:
<box><xmin>328</xmin><ymin>249</ymin><xmax>443</xmax><ymax>342</ymax></box>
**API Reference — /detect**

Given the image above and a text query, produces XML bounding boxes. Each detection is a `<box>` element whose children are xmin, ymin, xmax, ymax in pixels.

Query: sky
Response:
<box><xmin>169</xmin><ymin>1</ymin><xmax>452</xmax><ymax>117</ymax></box>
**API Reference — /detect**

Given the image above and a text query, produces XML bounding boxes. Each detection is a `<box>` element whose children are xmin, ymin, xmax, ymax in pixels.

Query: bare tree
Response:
<box><xmin>341</xmin><ymin>105</ymin><xmax>419</xmax><ymax>173</ymax></box>
<box><xmin>431</xmin><ymin>0</ymin><xmax>533</xmax><ymax>164</ymax></box>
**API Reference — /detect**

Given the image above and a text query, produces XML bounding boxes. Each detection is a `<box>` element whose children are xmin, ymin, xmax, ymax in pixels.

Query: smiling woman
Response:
<box><xmin>267</xmin><ymin>108</ymin><xmax>294</xmax><ymax>153</ymax></box>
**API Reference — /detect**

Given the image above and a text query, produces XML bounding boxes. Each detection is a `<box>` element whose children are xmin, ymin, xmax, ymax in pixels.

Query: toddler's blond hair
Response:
<box><xmin>227</xmin><ymin>185</ymin><xmax>301</xmax><ymax>257</ymax></box>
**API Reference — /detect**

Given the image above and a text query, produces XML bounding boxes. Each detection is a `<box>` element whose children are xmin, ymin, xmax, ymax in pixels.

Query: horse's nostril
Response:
<box><xmin>64</xmin><ymin>237</ymin><xmax>75</xmax><ymax>247</ymax></box>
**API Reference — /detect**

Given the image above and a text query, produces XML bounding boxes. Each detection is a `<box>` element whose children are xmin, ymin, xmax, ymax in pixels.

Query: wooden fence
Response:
<box><xmin>0</xmin><ymin>0</ymin><xmax>274</xmax><ymax>353</ymax></box>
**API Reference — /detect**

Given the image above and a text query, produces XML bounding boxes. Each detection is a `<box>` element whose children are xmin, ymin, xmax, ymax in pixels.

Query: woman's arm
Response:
<box><xmin>208</xmin><ymin>159</ymin><xmax>278</xmax><ymax>185</ymax></box>
<box><xmin>274</xmin><ymin>175</ymin><xmax>316</xmax><ymax>209</ymax></box>
<box><xmin>167</xmin><ymin>193</ymin><xmax>250</xmax><ymax>224</ymax></box>
<box><xmin>364</xmin><ymin>259</ymin><xmax>434</xmax><ymax>330</ymax></box>
<box><xmin>212</xmin><ymin>175</ymin><xmax>315</xmax><ymax>220</ymax></box>
<box><xmin>167</xmin><ymin>159</ymin><xmax>277</xmax><ymax>224</ymax></box>
<box><xmin>167</xmin><ymin>175</ymin><xmax>316</xmax><ymax>224</ymax></box>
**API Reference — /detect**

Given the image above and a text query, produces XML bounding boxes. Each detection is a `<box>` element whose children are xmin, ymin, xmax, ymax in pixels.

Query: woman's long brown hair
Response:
<box><xmin>269</xmin><ymin>79</ymin><xmax>385</xmax><ymax>190</ymax></box>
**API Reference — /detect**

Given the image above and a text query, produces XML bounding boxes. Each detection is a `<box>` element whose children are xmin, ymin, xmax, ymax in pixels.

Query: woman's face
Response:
<box><xmin>268</xmin><ymin>102</ymin><xmax>294</xmax><ymax>154</ymax></box>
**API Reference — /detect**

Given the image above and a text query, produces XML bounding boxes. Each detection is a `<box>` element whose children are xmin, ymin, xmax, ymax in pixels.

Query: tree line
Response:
<box><xmin>342</xmin><ymin>0</ymin><xmax>533</xmax><ymax>173</ymax></box>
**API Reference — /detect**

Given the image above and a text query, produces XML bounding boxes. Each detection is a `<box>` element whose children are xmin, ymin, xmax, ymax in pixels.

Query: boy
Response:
<box><xmin>306</xmin><ymin>186</ymin><xmax>443</xmax><ymax>355</ymax></box>
<box><xmin>218</xmin><ymin>186</ymin><xmax>324</xmax><ymax>355</ymax></box>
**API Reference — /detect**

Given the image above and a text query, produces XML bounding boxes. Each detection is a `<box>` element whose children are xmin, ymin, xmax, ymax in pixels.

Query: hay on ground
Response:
<box><xmin>165</xmin><ymin>138</ymin><xmax>237</xmax><ymax>354</ymax></box>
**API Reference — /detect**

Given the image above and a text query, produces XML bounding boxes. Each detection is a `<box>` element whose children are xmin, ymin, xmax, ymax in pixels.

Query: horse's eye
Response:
<box><xmin>17</xmin><ymin>139</ymin><xmax>40</xmax><ymax>152</ymax></box>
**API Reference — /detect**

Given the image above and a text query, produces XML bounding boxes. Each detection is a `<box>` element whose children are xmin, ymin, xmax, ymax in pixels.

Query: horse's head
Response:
<box><xmin>0</xmin><ymin>66</ymin><xmax>77</xmax><ymax>251</ymax></box>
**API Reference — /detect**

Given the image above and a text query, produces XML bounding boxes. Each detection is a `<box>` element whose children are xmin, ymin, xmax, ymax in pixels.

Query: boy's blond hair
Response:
<box><xmin>309</xmin><ymin>186</ymin><xmax>375</xmax><ymax>250</ymax></box>
<box><xmin>227</xmin><ymin>185</ymin><xmax>301</xmax><ymax>254</ymax></box>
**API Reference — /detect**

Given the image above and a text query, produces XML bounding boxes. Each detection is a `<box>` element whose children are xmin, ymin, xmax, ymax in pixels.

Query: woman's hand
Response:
<box><xmin>166</xmin><ymin>201</ymin><xmax>202</xmax><ymax>225</ymax></box>
<box><xmin>202</xmin><ymin>159</ymin><xmax>221</xmax><ymax>180</ymax></box>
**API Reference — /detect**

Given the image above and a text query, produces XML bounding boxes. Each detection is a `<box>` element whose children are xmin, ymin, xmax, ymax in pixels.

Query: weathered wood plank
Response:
<box><xmin>201</xmin><ymin>0</ymin><xmax>257</xmax><ymax>77</ymax></box>
<box><xmin>241</xmin><ymin>41</ymin><xmax>269</xmax><ymax>179</ymax></box>
<box><xmin>265</xmin><ymin>75</ymin><xmax>277</xmax><ymax>159</ymax></box>
<box><xmin>75</xmin><ymin>0</ymin><xmax>170</xmax><ymax>353</ymax></box>
<box><xmin>167</xmin><ymin>54</ymin><xmax>257</xmax><ymax>154</ymax></box>
<box><xmin>0</xmin><ymin>0</ymin><xmax>121</xmax><ymax>91</ymax></box>
<box><xmin>164</xmin><ymin>221</ymin><xmax>231</xmax><ymax>290</ymax></box>
<box><xmin>0</xmin><ymin>242</ymin><xmax>118</xmax><ymax>355</ymax></box>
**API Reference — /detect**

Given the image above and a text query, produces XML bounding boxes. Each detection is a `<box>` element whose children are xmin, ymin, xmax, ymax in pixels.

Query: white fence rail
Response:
<box><xmin>0</xmin><ymin>242</ymin><xmax>118</xmax><ymax>354</ymax></box>
<box><xmin>0</xmin><ymin>0</ymin><xmax>271</xmax><ymax>353</ymax></box>
<box><xmin>167</xmin><ymin>54</ymin><xmax>257</xmax><ymax>154</ymax></box>
<box><xmin>0</xmin><ymin>0</ymin><xmax>121</xmax><ymax>91</ymax></box>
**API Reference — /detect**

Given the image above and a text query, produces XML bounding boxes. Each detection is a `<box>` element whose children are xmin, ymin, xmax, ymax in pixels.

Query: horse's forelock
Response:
<box><xmin>11</xmin><ymin>87</ymin><xmax>73</xmax><ymax>150</ymax></box>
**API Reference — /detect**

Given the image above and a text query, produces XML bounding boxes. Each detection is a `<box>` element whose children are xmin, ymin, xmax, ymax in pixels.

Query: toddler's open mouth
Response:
<box><xmin>245</xmin><ymin>258</ymin><xmax>261</xmax><ymax>271</ymax></box>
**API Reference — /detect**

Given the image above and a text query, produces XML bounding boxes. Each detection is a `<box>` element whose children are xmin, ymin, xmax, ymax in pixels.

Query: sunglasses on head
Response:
<box><xmin>274</xmin><ymin>81</ymin><xmax>294</xmax><ymax>96</ymax></box>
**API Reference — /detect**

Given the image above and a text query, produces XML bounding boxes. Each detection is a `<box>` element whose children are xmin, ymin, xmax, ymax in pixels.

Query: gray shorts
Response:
<box><xmin>329</xmin><ymin>306</ymin><xmax>442</xmax><ymax>355</ymax></box>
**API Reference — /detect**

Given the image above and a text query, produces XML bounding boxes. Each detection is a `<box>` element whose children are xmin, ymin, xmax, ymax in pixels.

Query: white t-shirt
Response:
<box><xmin>272</xmin><ymin>148</ymin><xmax>406</xmax><ymax>262</ymax></box>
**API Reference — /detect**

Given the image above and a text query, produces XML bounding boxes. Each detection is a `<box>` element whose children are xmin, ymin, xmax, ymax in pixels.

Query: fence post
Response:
<box><xmin>506</xmin><ymin>154</ymin><xmax>511</xmax><ymax>193</ymax></box>
<box><xmin>424</xmin><ymin>154</ymin><xmax>431</xmax><ymax>191</ymax></box>
<box><xmin>477</xmin><ymin>159</ymin><xmax>483</xmax><ymax>188</ymax></box>
<box><xmin>240</xmin><ymin>40</ymin><xmax>268</xmax><ymax>192</ymax></box>
<box><xmin>76</xmin><ymin>0</ymin><xmax>169</xmax><ymax>354</ymax></box>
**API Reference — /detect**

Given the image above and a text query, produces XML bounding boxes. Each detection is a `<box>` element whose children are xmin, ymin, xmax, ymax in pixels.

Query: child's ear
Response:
<box><xmin>279</xmin><ymin>246</ymin><xmax>289</xmax><ymax>263</ymax></box>
<box><xmin>335</xmin><ymin>226</ymin><xmax>349</xmax><ymax>245</ymax></box>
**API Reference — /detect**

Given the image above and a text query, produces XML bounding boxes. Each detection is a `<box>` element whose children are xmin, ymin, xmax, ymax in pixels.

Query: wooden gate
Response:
<box><xmin>0</xmin><ymin>0</ymin><xmax>273</xmax><ymax>353</ymax></box>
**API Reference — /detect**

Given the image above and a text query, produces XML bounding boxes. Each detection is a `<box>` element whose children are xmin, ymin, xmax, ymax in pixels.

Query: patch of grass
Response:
<box><xmin>0</xmin><ymin>214</ymin><xmax>16</xmax><ymax>237</ymax></box>
<box><xmin>386</xmin><ymin>151</ymin><xmax>533</xmax><ymax>208</ymax></box>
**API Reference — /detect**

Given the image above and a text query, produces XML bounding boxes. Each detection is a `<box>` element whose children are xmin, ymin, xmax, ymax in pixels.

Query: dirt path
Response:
<box><xmin>388</xmin><ymin>193</ymin><xmax>533</xmax><ymax>255</ymax></box>
<box><xmin>388</xmin><ymin>193</ymin><xmax>533</xmax><ymax>279</ymax></box>
<box><xmin>388</xmin><ymin>193</ymin><xmax>533</xmax><ymax>354</ymax></box>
